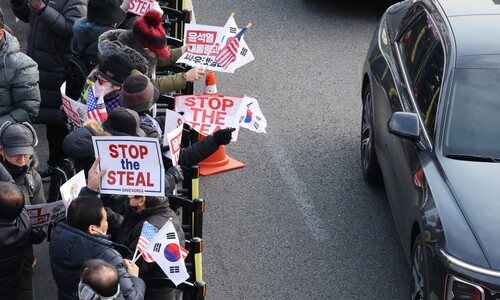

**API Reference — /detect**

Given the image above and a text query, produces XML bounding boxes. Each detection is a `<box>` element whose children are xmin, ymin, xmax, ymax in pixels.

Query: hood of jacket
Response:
<box><xmin>73</xmin><ymin>17</ymin><xmax>113</xmax><ymax>52</ymax></box>
<box><xmin>98</xmin><ymin>29</ymin><xmax>149</xmax><ymax>74</ymax></box>
<box><xmin>0</xmin><ymin>31</ymin><xmax>21</xmax><ymax>67</ymax></box>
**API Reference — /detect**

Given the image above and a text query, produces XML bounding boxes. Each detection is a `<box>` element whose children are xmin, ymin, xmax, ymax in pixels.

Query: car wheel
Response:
<box><xmin>411</xmin><ymin>233</ymin><xmax>427</xmax><ymax>300</ymax></box>
<box><xmin>361</xmin><ymin>85</ymin><xmax>382</xmax><ymax>183</ymax></box>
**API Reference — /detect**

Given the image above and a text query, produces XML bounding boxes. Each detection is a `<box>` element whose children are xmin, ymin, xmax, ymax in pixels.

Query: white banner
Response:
<box><xmin>176</xmin><ymin>23</ymin><xmax>225</xmax><ymax>70</ymax></box>
<box><xmin>59</xmin><ymin>170</ymin><xmax>87</xmax><ymax>209</ymax></box>
<box><xmin>92</xmin><ymin>136</ymin><xmax>165</xmax><ymax>196</ymax></box>
<box><xmin>127</xmin><ymin>0</ymin><xmax>155</xmax><ymax>16</ymax></box>
<box><xmin>61</xmin><ymin>82</ymin><xmax>88</xmax><ymax>127</ymax></box>
<box><xmin>174</xmin><ymin>94</ymin><xmax>242</xmax><ymax>140</ymax></box>
<box><xmin>26</xmin><ymin>201</ymin><xmax>66</xmax><ymax>230</ymax></box>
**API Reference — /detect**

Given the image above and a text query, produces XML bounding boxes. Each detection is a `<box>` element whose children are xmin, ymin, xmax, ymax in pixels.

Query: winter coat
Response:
<box><xmin>116</xmin><ymin>199</ymin><xmax>185</xmax><ymax>300</ymax></box>
<box><xmin>0</xmin><ymin>31</ymin><xmax>40</xmax><ymax>124</ymax></box>
<box><xmin>0</xmin><ymin>209</ymin><xmax>31</xmax><ymax>299</ymax></box>
<box><xmin>0</xmin><ymin>154</ymin><xmax>45</xmax><ymax>205</ymax></box>
<box><xmin>98</xmin><ymin>29</ymin><xmax>187</xmax><ymax>94</ymax></box>
<box><xmin>73</xmin><ymin>17</ymin><xmax>115</xmax><ymax>73</ymax></box>
<box><xmin>49</xmin><ymin>222</ymin><xmax>146</xmax><ymax>300</ymax></box>
<box><xmin>11</xmin><ymin>0</ymin><xmax>86</xmax><ymax>110</ymax></box>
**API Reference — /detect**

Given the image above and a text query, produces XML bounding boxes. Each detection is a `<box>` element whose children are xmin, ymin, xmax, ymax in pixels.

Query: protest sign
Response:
<box><xmin>26</xmin><ymin>201</ymin><xmax>66</xmax><ymax>230</ymax></box>
<box><xmin>60</xmin><ymin>170</ymin><xmax>87</xmax><ymax>209</ymax></box>
<box><xmin>175</xmin><ymin>94</ymin><xmax>242</xmax><ymax>139</ymax></box>
<box><xmin>162</xmin><ymin>110</ymin><xmax>184</xmax><ymax>166</ymax></box>
<box><xmin>92</xmin><ymin>136</ymin><xmax>165</xmax><ymax>196</ymax></box>
<box><xmin>61</xmin><ymin>82</ymin><xmax>87</xmax><ymax>127</ymax></box>
<box><xmin>176</xmin><ymin>23</ymin><xmax>225</xmax><ymax>70</ymax></box>
<box><xmin>127</xmin><ymin>0</ymin><xmax>155</xmax><ymax>16</ymax></box>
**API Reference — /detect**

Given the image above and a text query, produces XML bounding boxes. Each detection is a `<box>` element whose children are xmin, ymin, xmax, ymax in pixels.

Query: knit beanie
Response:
<box><xmin>121</xmin><ymin>74</ymin><xmax>159</xmax><ymax>113</ymax></box>
<box><xmin>96</xmin><ymin>54</ymin><xmax>136</xmax><ymax>85</ymax></box>
<box><xmin>133</xmin><ymin>10</ymin><xmax>170</xmax><ymax>58</ymax></box>
<box><xmin>101</xmin><ymin>107</ymin><xmax>146</xmax><ymax>137</ymax></box>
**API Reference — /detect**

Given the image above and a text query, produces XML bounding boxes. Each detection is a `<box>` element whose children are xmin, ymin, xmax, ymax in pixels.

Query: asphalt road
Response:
<box><xmin>1</xmin><ymin>0</ymin><xmax>410</xmax><ymax>299</ymax></box>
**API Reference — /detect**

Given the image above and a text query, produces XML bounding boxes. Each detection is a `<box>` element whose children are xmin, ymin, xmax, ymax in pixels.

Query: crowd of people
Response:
<box><xmin>0</xmin><ymin>1</ymin><xmax>228</xmax><ymax>299</ymax></box>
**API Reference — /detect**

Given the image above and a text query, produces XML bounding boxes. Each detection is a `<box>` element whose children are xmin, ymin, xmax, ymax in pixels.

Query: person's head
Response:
<box><xmin>127</xmin><ymin>195</ymin><xmax>167</xmax><ymax>212</ymax></box>
<box><xmin>95</xmin><ymin>54</ymin><xmax>137</xmax><ymax>93</ymax></box>
<box><xmin>79</xmin><ymin>259</ymin><xmax>120</xmax><ymax>300</ymax></box>
<box><xmin>0</xmin><ymin>181</ymin><xmax>25</xmax><ymax>221</ymax></box>
<box><xmin>87</xmin><ymin>0</ymin><xmax>126</xmax><ymax>27</ymax></box>
<box><xmin>67</xmin><ymin>196</ymin><xmax>108</xmax><ymax>235</ymax></box>
<box><xmin>133</xmin><ymin>10</ymin><xmax>170</xmax><ymax>59</ymax></box>
<box><xmin>120</xmin><ymin>74</ymin><xmax>159</xmax><ymax>114</ymax></box>
<box><xmin>101</xmin><ymin>107</ymin><xmax>146</xmax><ymax>136</ymax></box>
<box><xmin>0</xmin><ymin>121</ymin><xmax>38</xmax><ymax>168</ymax></box>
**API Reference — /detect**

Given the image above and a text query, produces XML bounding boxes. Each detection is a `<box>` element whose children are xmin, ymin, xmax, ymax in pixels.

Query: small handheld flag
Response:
<box><xmin>136</xmin><ymin>221</ymin><xmax>159</xmax><ymax>263</ymax></box>
<box><xmin>144</xmin><ymin>220</ymin><xmax>189</xmax><ymax>286</ymax></box>
<box><xmin>215</xmin><ymin>23</ymin><xmax>252</xmax><ymax>69</ymax></box>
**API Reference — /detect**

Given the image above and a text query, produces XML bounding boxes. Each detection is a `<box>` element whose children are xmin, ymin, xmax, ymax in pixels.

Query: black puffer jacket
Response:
<box><xmin>116</xmin><ymin>198</ymin><xmax>185</xmax><ymax>300</ymax></box>
<box><xmin>0</xmin><ymin>209</ymin><xmax>31</xmax><ymax>299</ymax></box>
<box><xmin>11</xmin><ymin>0</ymin><xmax>86</xmax><ymax>123</ymax></box>
<box><xmin>49</xmin><ymin>222</ymin><xmax>146</xmax><ymax>300</ymax></box>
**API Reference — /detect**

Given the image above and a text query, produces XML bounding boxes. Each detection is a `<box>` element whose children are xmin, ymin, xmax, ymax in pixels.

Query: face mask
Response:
<box><xmin>4</xmin><ymin>159</ymin><xmax>28</xmax><ymax>177</ymax></box>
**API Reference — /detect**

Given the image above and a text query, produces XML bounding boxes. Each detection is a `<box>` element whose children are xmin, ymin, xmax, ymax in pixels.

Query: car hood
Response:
<box><xmin>440</xmin><ymin>157</ymin><xmax>500</xmax><ymax>269</ymax></box>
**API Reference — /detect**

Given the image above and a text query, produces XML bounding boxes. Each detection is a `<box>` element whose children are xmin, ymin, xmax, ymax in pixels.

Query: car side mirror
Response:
<box><xmin>387</xmin><ymin>112</ymin><xmax>426</xmax><ymax>151</ymax></box>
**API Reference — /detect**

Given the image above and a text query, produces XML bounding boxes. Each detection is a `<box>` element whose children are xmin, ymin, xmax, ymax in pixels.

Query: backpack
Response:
<box><xmin>64</xmin><ymin>40</ymin><xmax>100</xmax><ymax>100</ymax></box>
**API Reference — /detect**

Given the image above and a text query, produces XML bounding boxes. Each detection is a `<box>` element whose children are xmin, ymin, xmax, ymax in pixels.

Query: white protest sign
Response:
<box><xmin>127</xmin><ymin>0</ymin><xmax>155</xmax><ymax>16</ymax></box>
<box><xmin>177</xmin><ymin>23</ymin><xmax>232</xmax><ymax>71</ymax></box>
<box><xmin>92</xmin><ymin>136</ymin><xmax>165</xmax><ymax>196</ymax></box>
<box><xmin>162</xmin><ymin>110</ymin><xmax>184</xmax><ymax>165</ymax></box>
<box><xmin>26</xmin><ymin>201</ymin><xmax>66</xmax><ymax>230</ymax></box>
<box><xmin>166</xmin><ymin>125</ymin><xmax>183</xmax><ymax>166</ymax></box>
<box><xmin>174</xmin><ymin>94</ymin><xmax>242</xmax><ymax>140</ymax></box>
<box><xmin>61</xmin><ymin>82</ymin><xmax>88</xmax><ymax>127</ymax></box>
<box><xmin>60</xmin><ymin>170</ymin><xmax>87</xmax><ymax>209</ymax></box>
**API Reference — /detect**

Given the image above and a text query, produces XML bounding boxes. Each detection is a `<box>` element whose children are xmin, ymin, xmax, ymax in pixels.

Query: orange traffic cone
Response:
<box><xmin>198</xmin><ymin>71</ymin><xmax>244</xmax><ymax>176</ymax></box>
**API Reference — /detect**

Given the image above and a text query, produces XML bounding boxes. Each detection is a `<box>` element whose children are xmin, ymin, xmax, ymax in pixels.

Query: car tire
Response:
<box><xmin>411</xmin><ymin>232</ymin><xmax>427</xmax><ymax>300</ymax></box>
<box><xmin>361</xmin><ymin>85</ymin><xmax>382</xmax><ymax>183</ymax></box>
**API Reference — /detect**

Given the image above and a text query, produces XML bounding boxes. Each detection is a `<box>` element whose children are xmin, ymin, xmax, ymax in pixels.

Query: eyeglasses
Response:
<box><xmin>78</xmin><ymin>282</ymin><xmax>120</xmax><ymax>300</ymax></box>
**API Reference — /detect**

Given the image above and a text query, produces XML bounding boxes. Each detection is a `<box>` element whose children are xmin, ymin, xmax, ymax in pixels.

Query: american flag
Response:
<box><xmin>86</xmin><ymin>86</ymin><xmax>107</xmax><ymax>122</ymax></box>
<box><xmin>137</xmin><ymin>221</ymin><xmax>159</xmax><ymax>263</ymax></box>
<box><xmin>215</xmin><ymin>24</ymin><xmax>252</xmax><ymax>69</ymax></box>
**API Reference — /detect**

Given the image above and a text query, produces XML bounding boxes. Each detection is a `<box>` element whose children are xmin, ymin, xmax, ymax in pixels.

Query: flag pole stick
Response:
<box><xmin>132</xmin><ymin>250</ymin><xmax>144</xmax><ymax>263</ymax></box>
<box><xmin>132</xmin><ymin>248</ymin><xmax>139</xmax><ymax>262</ymax></box>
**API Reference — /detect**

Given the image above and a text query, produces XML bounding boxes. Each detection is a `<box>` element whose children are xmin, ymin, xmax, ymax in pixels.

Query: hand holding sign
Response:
<box><xmin>88</xmin><ymin>157</ymin><xmax>107</xmax><ymax>192</ymax></box>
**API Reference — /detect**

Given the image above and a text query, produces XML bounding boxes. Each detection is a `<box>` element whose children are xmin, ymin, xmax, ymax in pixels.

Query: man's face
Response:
<box><xmin>0</xmin><ymin>28</ymin><xmax>5</xmax><ymax>41</ymax></box>
<box><xmin>0</xmin><ymin>148</ymin><xmax>30</xmax><ymax>167</ymax></box>
<box><xmin>92</xmin><ymin>208</ymin><xmax>109</xmax><ymax>235</ymax></box>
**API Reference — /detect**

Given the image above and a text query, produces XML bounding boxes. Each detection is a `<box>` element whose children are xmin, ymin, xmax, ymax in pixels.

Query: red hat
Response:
<box><xmin>133</xmin><ymin>10</ymin><xmax>170</xmax><ymax>58</ymax></box>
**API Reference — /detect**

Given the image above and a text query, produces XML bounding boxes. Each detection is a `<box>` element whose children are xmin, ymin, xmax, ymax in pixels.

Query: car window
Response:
<box><xmin>444</xmin><ymin>68</ymin><xmax>500</xmax><ymax>158</ymax></box>
<box><xmin>398</xmin><ymin>11</ymin><xmax>444</xmax><ymax>141</ymax></box>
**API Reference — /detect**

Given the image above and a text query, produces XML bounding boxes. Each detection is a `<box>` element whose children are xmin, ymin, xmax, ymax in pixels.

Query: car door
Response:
<box><xmin>387</xmin><ymin>7</ymin><xmax>445</xmax><ymax>253</ymax></box>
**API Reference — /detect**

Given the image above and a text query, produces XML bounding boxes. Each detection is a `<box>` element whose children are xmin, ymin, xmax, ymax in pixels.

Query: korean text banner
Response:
<box><xmin>26</xmin><ymin>201</ymin><xmax>66</xmax><ymax>230</ymax></box>
<box><xmin>176</xmin><ymin>23</ymin><xmax>226</xmax><ymax>71</ymax></box>
<box><xmin>92</xmin><ymin>136</ymin><xmax>165</xmax><ymax>196</ymax></box>
<box><xmin>175</xmin><ymin>94</ymin><xmax>242</xmax><ymax>139</ymax></box>
<box><xmin>61</xmin><ymin>82</ymin><xmax>88</xmax><ymax>127</ymax></box>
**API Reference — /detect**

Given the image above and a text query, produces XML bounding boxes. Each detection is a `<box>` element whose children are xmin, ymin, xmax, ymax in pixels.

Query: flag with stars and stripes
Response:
<box><xmin>137</xmin><ymin>221</ymin><xmax>159</xmax><ymax>263</ymax></box>
<box><xmin>215</xmin><ymin>23</ymin><xmax>252</xmax><ymax>69</ymax></box>
<box><xmin>86</xmin><ymin>86</ymin><xmax>107</xmax><ymax>123</ymax></box>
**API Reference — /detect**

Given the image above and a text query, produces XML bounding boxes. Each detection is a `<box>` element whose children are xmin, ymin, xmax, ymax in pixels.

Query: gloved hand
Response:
<box><xmin>213</xmin><ymin>127</ymin><xmax>236</xmax><ymax>146</ymax></box>
<box><xmin>166</xmin><ymin>165</ymin><xmax>184</xmax><ymax>183</ymax></box>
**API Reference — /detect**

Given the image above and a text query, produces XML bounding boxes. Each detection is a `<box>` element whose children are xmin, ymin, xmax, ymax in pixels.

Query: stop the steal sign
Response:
<box><xmin>92</xmin><ymin>136</ymin><xmax>165</xmax><ymax>196</ymax></box>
